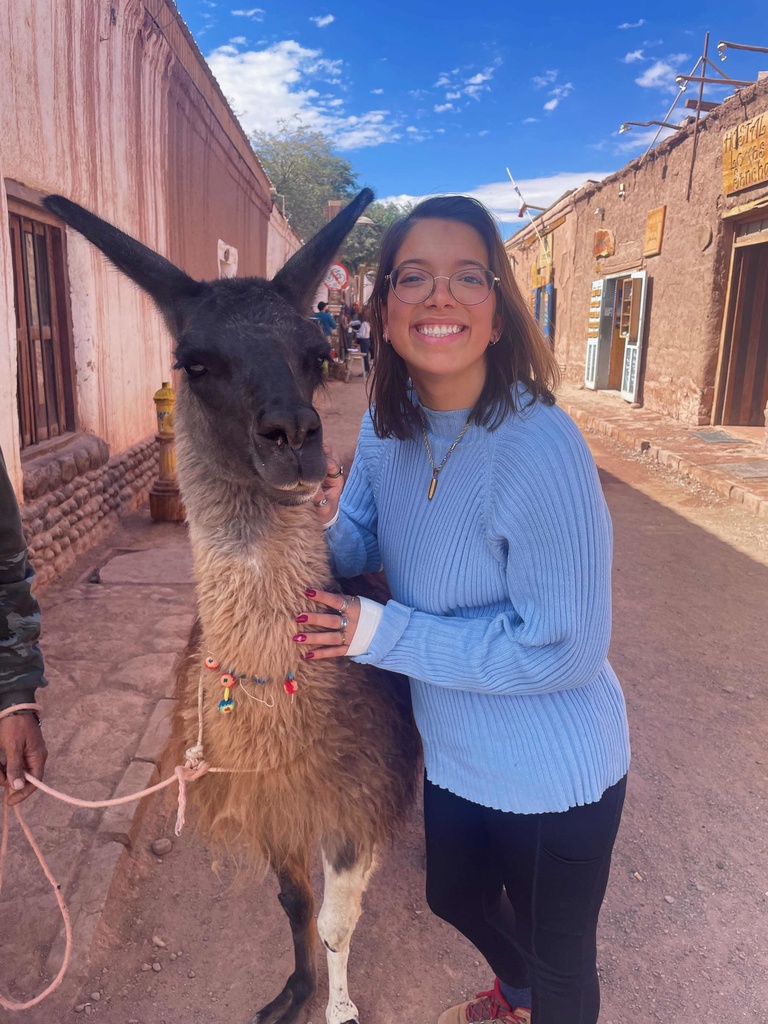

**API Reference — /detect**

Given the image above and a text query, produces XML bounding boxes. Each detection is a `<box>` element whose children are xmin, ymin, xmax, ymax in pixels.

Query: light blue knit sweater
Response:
<box><xmin>325</xmin><ymin>393</ymin><xmax>630</xmax><ymax>813</ymax></box>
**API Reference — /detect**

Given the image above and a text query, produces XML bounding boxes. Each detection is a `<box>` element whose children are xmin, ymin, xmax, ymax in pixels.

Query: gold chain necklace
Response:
<box><xmin>420</xmin><ymin>416</ymin><xmax>472</xmax><ymax>501</ymax></box>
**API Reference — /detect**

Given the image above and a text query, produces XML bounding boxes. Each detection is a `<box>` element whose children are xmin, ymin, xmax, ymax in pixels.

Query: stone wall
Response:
<box><xmin>20</xmin><ymin>434</ymin><xmax>158</xmax><ymax>588</ymax></box>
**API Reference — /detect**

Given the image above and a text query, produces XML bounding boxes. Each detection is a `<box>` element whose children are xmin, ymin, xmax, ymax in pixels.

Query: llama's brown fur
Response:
<box><xmin>169</xmin><ymin>435</ymin><xmax>419</xmax><ymax>872</ymax></box>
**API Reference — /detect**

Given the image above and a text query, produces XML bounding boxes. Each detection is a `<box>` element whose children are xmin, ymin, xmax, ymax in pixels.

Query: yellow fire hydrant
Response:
<box><xmin>149</xmin><ymin>381</ymin><xmax>185</xmax><ymax>522</ymax></box>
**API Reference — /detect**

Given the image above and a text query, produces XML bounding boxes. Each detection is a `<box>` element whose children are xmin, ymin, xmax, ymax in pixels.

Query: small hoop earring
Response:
<box><xmin>489</xmin><ymin>335</ymin><xmax>499</xmax><ymax>346</ymax></box>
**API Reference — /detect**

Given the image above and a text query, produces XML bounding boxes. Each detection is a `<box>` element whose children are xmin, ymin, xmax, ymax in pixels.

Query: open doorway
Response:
<box><xmin>715</xmin><ymin>226</ymin><xmax>768</xmax><ymax>427</ymax></box>
<box><xmin>584</xmin><ymin>270</ymin><xmax>648</xmax><ymax>402</ymax></box>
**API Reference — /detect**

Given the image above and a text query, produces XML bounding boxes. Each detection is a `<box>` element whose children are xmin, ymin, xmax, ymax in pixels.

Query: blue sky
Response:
<box><xmin>178</xmin><ymin>0</ymin><xmax>768</xmax><ymax>236</ymax></box>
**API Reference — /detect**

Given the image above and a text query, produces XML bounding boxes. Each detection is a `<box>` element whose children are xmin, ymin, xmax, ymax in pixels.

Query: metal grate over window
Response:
<box><xmin>9</xmin><ymin>211</ymin><xmax>76</xmax><ymax>449</ymax></box>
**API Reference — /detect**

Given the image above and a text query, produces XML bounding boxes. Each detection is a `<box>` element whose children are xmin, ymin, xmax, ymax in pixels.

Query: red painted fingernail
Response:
<box><xmin>302</xmin><ymin>651</ymin><xmax>315</xmax><ymax>659</ymax></box>
<box><xmin>295</xmin><ymin>614</ymin><xmax>308</xmax><ymax>623</ymax></box>
<box><xmin>292</xmin><ymin>634</ymin><xmax>307</xmax><ymax>643</ymax></box>
<box><xmin>304</xmin><ymin>589</ymin><xmax>317</xmax><ymax>598</ymax></box>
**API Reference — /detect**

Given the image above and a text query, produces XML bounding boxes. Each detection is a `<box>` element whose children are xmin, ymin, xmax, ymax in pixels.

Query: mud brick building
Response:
<box><xmin>507</xmin><ymin>75</ymin><xmax>768</xmax><ymax>445</ymax></box>
<box><xmin>0</xmin><ymin>0</ymin><xmax>299</xmax><ymax>585</ymax></box>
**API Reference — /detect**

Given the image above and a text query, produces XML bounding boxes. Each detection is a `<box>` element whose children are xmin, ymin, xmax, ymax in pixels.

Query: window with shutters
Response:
<box><xmin>8</xmin><ymin>205</ymin><xmax>76</xmax><ymax>449</ymax></box>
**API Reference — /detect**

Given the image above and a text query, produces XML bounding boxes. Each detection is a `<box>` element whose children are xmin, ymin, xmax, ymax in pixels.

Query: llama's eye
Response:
<box><xmin>185</xmin><ymin>363</ymin><xmax>207</xmax><ymax>380</ymax></box>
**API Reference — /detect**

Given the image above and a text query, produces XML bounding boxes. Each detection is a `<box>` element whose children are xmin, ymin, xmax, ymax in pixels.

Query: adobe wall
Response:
<box><xmin>510</xmin><ymin>76</ymin><xmax>768</xmax><ymax>424</ymax></box>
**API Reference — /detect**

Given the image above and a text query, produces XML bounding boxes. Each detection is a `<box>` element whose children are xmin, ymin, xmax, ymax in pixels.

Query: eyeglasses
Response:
<box><xmin>386</xmin><ymin>265</ymin><xmax>499</xmax><ymax>306</ymax></box>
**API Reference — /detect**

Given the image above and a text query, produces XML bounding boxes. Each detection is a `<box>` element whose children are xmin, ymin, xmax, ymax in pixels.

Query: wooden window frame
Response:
<box><xmin>6</xmin><ymin>181</ymin><xmax>77</xmax><ymax>451</ymax></box>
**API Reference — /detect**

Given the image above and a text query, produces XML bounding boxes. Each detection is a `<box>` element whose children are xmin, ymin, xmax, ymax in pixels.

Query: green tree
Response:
<box><xmin>340</xmin><ymin>200</ymin><xmax>409</xmax><ymax>273</ymax></box>
<box><xmin>251</xmin><ymin>120</ymin><xmax>358</xmax><ymax>242</ymax></box>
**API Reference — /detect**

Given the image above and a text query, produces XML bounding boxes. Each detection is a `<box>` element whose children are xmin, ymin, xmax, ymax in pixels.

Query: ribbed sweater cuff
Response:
<box><xmin>350</xmin><ymin>599</ymin><xmax>412</xmax><ymax>665</ymax></box>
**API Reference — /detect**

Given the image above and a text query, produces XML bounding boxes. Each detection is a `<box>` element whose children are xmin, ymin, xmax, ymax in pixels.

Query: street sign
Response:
<box><xmin>324</xmin><ymin>262</ymin><xmax>349</xmax><ymax>289</ymax></box>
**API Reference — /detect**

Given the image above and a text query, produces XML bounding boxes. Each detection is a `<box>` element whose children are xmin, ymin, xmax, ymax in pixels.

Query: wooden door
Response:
<box><xmin>722</xmin><ymin>243</ymin><xmax>768</xmax><ymax>425</ymax></box>
<box><xmin>620</xmin><ymin>270</ymin><xmax>648</xmax><ymax>403</ymax></box>
<box><xmin>584</xmin><ymin>280</ymin><xmax>604</xmax><ymax>388</ymax></box>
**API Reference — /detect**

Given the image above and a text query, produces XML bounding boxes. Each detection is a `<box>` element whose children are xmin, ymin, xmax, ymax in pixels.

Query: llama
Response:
<box><xmin>43</xmin><ymin>191</ymin><xmax>420</xmax><ymax>1024</ymax></box>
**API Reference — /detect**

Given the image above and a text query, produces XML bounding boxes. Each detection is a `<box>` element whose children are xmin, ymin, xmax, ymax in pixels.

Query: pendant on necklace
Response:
<box><xmin>428</xmin><ymin>471</ymin><xmax>439</xmax><ymax>501</ymax></box>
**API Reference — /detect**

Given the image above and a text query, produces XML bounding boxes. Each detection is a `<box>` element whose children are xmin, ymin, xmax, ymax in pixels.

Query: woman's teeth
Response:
<box><xmin>416</xmin><ymin>324</ymin><xmax>464</xmax><ymax>337</ymax></box>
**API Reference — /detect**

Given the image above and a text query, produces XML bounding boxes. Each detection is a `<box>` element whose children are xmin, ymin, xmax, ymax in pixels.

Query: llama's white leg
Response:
<box><xmin>318</xmin><ymin>849</ymin><xmax>376</xmax><ymax>1024</ymax></box>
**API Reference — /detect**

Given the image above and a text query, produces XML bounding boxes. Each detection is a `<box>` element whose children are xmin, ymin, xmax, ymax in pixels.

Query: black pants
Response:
<box><xmin>424</xmin><ymin>775</ymin><xmax>626</xmax><ymax>1024</ymax></box>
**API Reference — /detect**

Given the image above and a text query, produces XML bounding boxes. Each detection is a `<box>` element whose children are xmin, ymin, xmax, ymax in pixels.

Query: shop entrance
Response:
<box><xmin>584</xmin><ymin>270</ymin><xmax>648</xmax><ymax>402</ymax></box>
<box><xmin>715</xmin><ymin>223</ymin><xmax>768</xmax><ymax>427</ymax></box>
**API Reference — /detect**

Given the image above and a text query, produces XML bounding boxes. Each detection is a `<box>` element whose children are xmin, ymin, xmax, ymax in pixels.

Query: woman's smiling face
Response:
<box><xmin>382</xmin><ymin>218</ymin><xmax>501</xmax><ymax>408</ymax></box>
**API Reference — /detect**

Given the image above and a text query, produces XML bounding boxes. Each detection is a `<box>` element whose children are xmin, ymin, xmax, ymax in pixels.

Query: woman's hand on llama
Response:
<box><xmin>293</xmin><ymin>590</ymin><xmax>361</xmax><ymax>659</ymax></box>
<box><xmin>311</xmin><ymin>449</ymin><xmax>344</xmax><ymax>525</ymax></box>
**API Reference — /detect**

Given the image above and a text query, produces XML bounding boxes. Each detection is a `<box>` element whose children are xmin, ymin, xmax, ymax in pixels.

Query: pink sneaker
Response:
<box><xmin>437</xmin><ymin>979</ymin><xmax>531</xmax><ymax>1024</ymax></box>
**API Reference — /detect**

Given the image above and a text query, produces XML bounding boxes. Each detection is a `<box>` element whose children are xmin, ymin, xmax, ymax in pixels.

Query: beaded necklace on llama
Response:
<box><xmin>203</xmin><ymin>655</ymin><xmax>297</xmax><ymax>712</ymax></box>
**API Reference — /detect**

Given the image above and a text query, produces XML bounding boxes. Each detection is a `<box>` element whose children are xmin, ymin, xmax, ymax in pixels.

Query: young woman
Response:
<box><xmin>294</xmin><ymin>195</ymin><xmax>630</xmax><ymax>1024</ymax></box>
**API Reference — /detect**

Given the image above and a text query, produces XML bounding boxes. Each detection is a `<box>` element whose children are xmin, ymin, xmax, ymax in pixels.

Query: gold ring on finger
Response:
<box><xmin>327</xmin><ymin>465</ymin><xmax>344</xmax><ymax>479</ymax></box>
<box><xmin>340</xmin><ymin>631</ymin><xmax>348</xmax><ymax>646</ymax></box>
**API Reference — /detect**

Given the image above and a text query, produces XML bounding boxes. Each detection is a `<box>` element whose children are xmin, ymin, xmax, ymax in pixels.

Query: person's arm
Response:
<box><xmin>323</xmin><ymin>417</ymin><xmax>382</xmax><ymax>579</ymax></box>
<box><xmin>0</xmin><ymin>446</ymin><xmax>48</xmax><ymax>803</ymax></box>
<box><xmin>352</xmin><ymin>419</ymin><xmax>614</xmax><ymax>695</ymax></box>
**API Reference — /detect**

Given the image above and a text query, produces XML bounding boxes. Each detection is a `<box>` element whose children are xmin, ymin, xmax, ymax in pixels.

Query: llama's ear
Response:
<box><xmin>271</xmin><ymin>188</ymin><xmax>374</xmax><ymax>314</ymax></box>
<box><xmin>43</xmin><ymin>195</ymin><xmax>203</xmax><ymax>332</ymax></box>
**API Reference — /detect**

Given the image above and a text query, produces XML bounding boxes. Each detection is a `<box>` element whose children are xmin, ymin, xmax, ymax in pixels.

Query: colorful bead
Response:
<box><xmin>204</xmin><ymin>656</ymin><xmax>221</xmax><ymax>670</ymax></box>
<box><xmin>284</xmin><ymin>673</ymin><xmax>298</xmax><ymax>696</ymax></box>
<box><xmin>220</xmin><ymin>673</ymin><xmax>237</xmax><ymax>688</ymax></box>
<box><xmin>218</xmin><ymin>696</ymin><xmax>235</xmax><ymax>714</ymax></box>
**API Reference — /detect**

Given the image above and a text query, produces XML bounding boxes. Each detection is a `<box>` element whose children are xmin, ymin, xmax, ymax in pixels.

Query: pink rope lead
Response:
<box><xmin>0</xmin><ymin>791</ymin><xmax>72</xmax><ymax>1011</ymax></box>
<box><xmin>0</xmin><ymin>759</ymin><xmax>210</xmax><ymax>1011</ymax></box>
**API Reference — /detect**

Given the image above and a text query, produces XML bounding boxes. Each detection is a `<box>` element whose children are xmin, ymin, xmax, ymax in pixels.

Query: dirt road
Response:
<box><xmin>17</xmin><ymin>382</ymin><xmax>768</xmax><ymax>1024</ymax></box>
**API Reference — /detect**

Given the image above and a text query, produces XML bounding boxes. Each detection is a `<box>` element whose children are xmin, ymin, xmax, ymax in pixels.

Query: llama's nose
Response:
<box><xmin>256</xmin><ymin>405</ymin><xmax>321</xmax><ymax>451</ymax></box>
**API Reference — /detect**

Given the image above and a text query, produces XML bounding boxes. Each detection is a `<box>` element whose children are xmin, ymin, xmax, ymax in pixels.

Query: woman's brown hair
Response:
<box><xmin>366</xmin><ymin>195</ymin><xmax>559</xmax><ymax>439</ymax></box>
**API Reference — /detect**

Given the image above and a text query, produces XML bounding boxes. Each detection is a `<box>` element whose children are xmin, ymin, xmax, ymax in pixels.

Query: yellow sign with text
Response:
<box><xmin>723</xmin><ymin>111</ymin><xmax>768</xmax><ymax>195</ymax></box>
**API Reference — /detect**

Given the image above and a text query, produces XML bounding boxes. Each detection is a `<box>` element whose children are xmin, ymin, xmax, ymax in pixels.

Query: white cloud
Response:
<box><xmin>206</xmin><ymin>40</ymin><xmax>401</xmax><ymax>149</ymax></box>
<box><xmin>614</xmin><ymin>125</ymin><xmax>677</xmax><ymax>152</ymax></box>
<box><xmin>310</xmin><ymin>14</ymin><xmax>334</xmax><ymax>27</ymax></box>
<box><xmin>622</xmin><ymin>49</ymin><xmax>646</xmax><ymax>63</ymax></box>
<box><xmin>619</xmin><ymin>18</ymin><xmax>646</xmax><ymax>28</ymax></box>
<box><xmin>229</xmin><ymin>35</ymin><xmax>247</xmax><ymax>44</ymax></box>
<box><xmin>232</xmin><ymin>7</ymin><xmax>265</xmax><ymax>17</ymax></box>
<box><xmin>478</xmin><ymin>129</ymin><xmax>490</xmax><ymax>136</ymax></box>
<box><xmin>371</xmin><ymin>87</ymin><xmax>384</xmax><ymax>94</ymax></box>
<box><xmin>635</xmin><ymin>55</ymin><xmax>689</xmax><ymax>92</ymax></box>
<box><xmin>433</xmin><ymin>61</ymin><xmax>501</xmax><ymax>103</ymax></box>
<box><xmin>434</xmin><ymin>102</ymin><xmax>454</xmax><ymax>113</ymax></box>
<box><xmin>464</xmin><ymin>65</ymin><xmax>497</xmax><ymax>100</ymax></box>
<box><xmin>532</xmin><ymin>70</ymin><xmax>573</xmax><ymax>112</ymax></box>
<box><xmin>522</xmin><ymin>117</ymin><xmax>539</xmax><ymax>124</ymax></box>
<box><xmin>381</xmin><ymin>171</ymin><xmax>613</xmax><ymax>225</ymax></box>
<box><xmin>532</xmin><ymin>70</ymin><xmax>558</xmax><ymax>88</ymax></box>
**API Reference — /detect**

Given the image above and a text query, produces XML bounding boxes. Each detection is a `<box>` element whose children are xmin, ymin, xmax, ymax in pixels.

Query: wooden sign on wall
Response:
<box><xmin>643</xmin><ymin>206</ymin><xmax>667</xmax><ymax>257</ymax></box>
<box><xmin>722</xmin><ymin>111</ymin><xmax>768</xmax><ymax>195</ymax></box>
<box><xmin>593</xmin><ymin>229</ymin><xmax>615</xmax><ymax>258</ymax></box>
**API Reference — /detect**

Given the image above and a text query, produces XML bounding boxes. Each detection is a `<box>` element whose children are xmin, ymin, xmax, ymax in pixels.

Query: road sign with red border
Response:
<box><xmin>324</xmin><ymin>262</ymin><xmax>349</xmax><ymax>290</ymax></box>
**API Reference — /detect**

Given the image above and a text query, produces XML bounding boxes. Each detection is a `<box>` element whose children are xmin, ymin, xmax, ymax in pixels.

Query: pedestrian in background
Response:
<box><xmin>296</xmin><ymin>195</ymin><xmax>630</xmax><ymax>1024</ymax></box>
<box><xmin>0</xmin><ymin>446</ymin><xmax>48</xmax><ymax>806</ymax></box>
<box><xmin>355</xmin><ymin>316</ymin><xmax>372</xmax><ymax>373</ymax></box>
<box><xmin>311</xmin><ymin>301</ymin><xmax>337</xmax><ymax>338</ymax></box>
